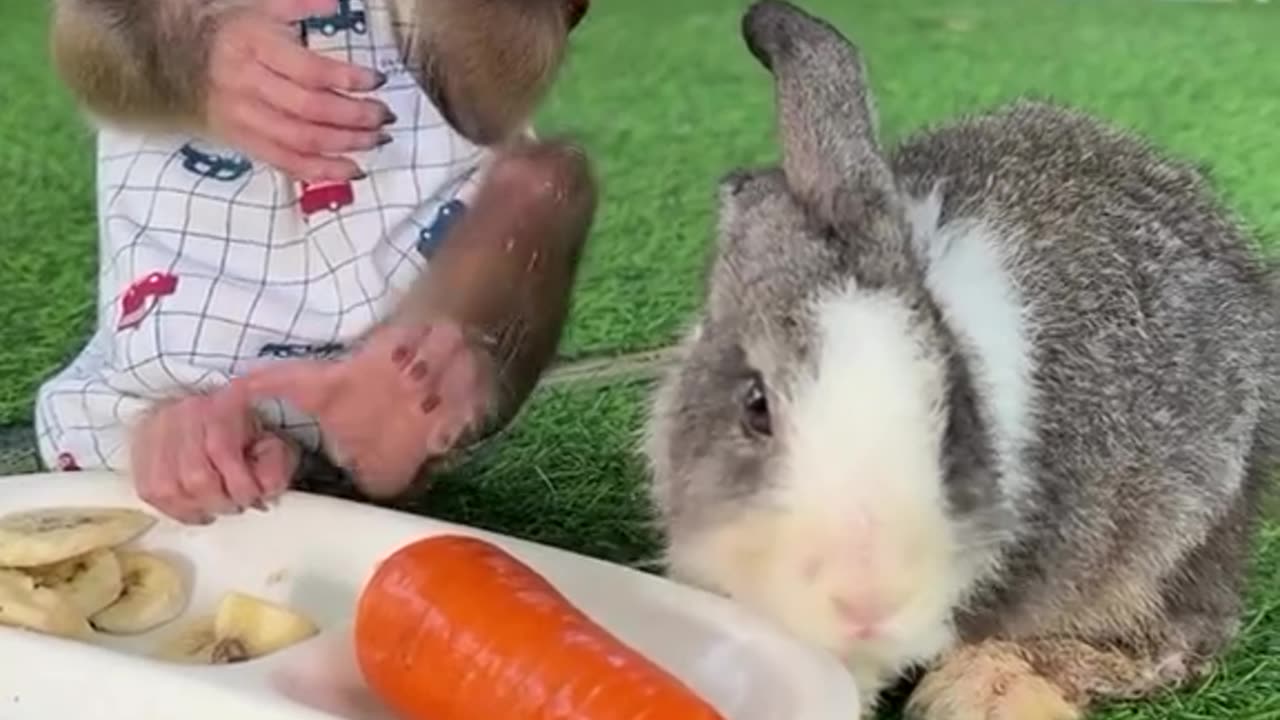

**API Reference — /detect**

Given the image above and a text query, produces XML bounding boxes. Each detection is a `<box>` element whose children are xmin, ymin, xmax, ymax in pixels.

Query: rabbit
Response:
<box><xmin>640</xmin><ymin>2</ymin><xmax>1280</xmax><ymax>718</ymax></box>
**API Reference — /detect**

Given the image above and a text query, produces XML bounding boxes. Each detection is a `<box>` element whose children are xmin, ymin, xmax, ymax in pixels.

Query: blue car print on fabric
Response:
<box><xmin>178</xmin><ymin>143</ymin><xmax>253</xmax><ymax>182</ymax></box>
<box><xmin>303</xmin><ymin>0</ymin><xmax>367</xmax><ymax>37</ymax></box>
<box><xmin>417</xmin><ymin>199</ymin><xmax>468</xmax><ymax>258</ymax></box>
<box><xmin>258</xmin><ymin>342</ymin><xmax>346</xmax><ymax>360</ymax></box>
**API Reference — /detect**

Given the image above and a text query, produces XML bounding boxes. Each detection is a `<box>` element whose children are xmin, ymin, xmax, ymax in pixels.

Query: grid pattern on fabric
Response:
<box><xmin>33</xmin><ymin>0</ymin><xmax>490</xmax><ymax>473</ymax></box>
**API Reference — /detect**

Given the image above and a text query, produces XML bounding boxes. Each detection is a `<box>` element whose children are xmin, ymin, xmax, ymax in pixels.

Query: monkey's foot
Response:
<box><xmin>905</xmin><ymin>641</ymin><xmax>1082</xmax><ymax>720</ymax></box>
<box><xmin>386</xmin><ymin>320</ymin><xmax>494</xmax><ymax>452</ymax></box>
<box><xmin>236</xmin><ymin>323</ymin><xmax>492</xmax><ymax>499</ymax></box>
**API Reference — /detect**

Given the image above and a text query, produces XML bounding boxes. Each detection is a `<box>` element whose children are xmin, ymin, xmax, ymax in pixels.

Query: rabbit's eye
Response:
<box><xmin>740</xmin><ymin>374</ymin><xmax>772</xmax><ymax>437</ymax></box>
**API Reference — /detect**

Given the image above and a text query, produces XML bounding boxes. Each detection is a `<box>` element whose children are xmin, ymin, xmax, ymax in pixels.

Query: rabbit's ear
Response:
<box><xmin>742</xmin><ymin>1</ymin><xmax>897</xmax><ymax>230</ymax></box>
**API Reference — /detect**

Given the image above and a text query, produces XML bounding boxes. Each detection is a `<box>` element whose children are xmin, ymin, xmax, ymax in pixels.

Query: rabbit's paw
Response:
<box><xmin>1021</xmin><ymin>636</ymin><xmax>1201</xmax><ymax>701</ymax></box>
<box><xmin>905</xmin><ymin>641</ymin><xmax>1082</xmax><ymax>720</ymax></box>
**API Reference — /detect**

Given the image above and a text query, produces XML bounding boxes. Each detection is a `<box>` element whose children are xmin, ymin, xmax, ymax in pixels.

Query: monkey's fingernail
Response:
<box><xmin>410</xmin><ymin>361</ymin><xmax>428</xmax><ymax>380</ymax></box>
<box><xmin>372</xmin><ymin>71</ymin><xmax>388</xmax><ymax>89</ymax></box>
<box><xmin>421</xmin><ymin>395</ymin><xmax>440</xmax><ymax>414</ymax></box>
<box><xmin>377</xmin><ymin>133</ymin><xmax>393</xmax><ymax>147</ymax></box>
<box><xmin>251</xmin><ymin>499</ymin><xmax>269</xmax><ymax>512</ymax></box>
<box><xmin>382</xmin><ymin>110</ymin><xmax>398</xmax><ymax>126</ymax></box>
<box><xmin>352</xmin><ymin>170</ymin><xmax>368</xmax><ymax>181</ymax></box>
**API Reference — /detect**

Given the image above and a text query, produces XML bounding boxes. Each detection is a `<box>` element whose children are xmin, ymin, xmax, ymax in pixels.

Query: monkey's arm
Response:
<box><xmin>389</xmin><ymin>139</ymin><xmax>597</xmax><ymax>443</ymax></box>
<box><xmin>228</xmin><ymin>139</ymin><xmax>596</xmax><ymax>497</ymax></box>
<box><xmin>49</xmin><ymin>0</ymin><xmax>245</xmax><ymax>132</ymax></box>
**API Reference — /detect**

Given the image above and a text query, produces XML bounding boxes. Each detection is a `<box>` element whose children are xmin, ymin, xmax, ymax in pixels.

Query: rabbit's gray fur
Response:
<box><xmin>643</xmin><ymin>0</ymin><xmax>1280</xmax><ymax>713</ymax></box>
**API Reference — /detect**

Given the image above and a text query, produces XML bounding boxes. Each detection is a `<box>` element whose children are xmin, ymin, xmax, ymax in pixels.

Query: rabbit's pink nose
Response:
<box><xmin>832</xmin><ymin>595</ymin><xmax>891</xmax><ymax>640</ymax></box>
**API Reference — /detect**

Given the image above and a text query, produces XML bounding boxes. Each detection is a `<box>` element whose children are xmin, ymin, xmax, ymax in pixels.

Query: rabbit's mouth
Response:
<box><xmin>660</xmin><ymin>503</ymin><xmax>962</xmax><ymax>679</ymax></box>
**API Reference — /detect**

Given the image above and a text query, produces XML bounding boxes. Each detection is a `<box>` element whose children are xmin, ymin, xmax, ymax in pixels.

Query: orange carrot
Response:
<box><xmin>354</xmin><ymin>534</ymin><xmax>727</xmax><ymax>720</ymax></box>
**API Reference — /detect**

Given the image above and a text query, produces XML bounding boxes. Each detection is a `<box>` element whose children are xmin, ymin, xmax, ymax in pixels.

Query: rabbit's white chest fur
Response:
<box><xmin>909</xmin><ymin>189</ymin><xmax>1037</xmax><ymax>510</ymax></box>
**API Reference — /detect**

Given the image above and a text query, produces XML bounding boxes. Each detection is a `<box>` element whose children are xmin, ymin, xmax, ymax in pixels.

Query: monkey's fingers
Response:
<box><xmin>257</xmin><ymin>30</ymin><xmax>387</xmax><ymax>96</ymax></box>
<box><xmin>247</xmin><ymin>63</ymin><xmax>390</xmax><ymax>148</ymax></box>
<box><xmin>222</xmin><ymin>98</ymin><xmax>364</xmax><ymax>181</ymax></box>
<box><xmin>236</xmin><ymin>359</ymin><xmax>344</xmax><ymax>419</ymax></box>
<box><xmin>131</xmin><ymin>403</ymin><xmax>212</xmax><ymax>525</ymax></box>
<box><xmin>177</xmin><ymin>402</ymin><xmax>239</xmax><ymax>517</ymax></box>
<box><xmin>204</xmin><ymin>387</ymin><xmax>267</xmax><ymax>512</ymax></box>
<box><xmin>247</xmin><ymin>432</ymin><xmax>300</xmax><ymax>502</ymax></box>
<box><xmin>253</xmin><ymin>61</ymin><xmax>393</xmax><ymax>136</ymax></box>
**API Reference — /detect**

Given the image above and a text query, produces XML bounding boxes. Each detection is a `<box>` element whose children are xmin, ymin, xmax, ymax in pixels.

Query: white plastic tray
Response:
<box><xmin>0</xmin><ymin>470</ymin><xmax>860</xmax><ymax>719</ymax></box>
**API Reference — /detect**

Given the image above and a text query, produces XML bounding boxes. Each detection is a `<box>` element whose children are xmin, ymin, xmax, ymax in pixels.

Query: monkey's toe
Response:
<box><xmin>390</xmin><ymin>322</ymin><xmax>471</xmax><ymax>405</ymax></box>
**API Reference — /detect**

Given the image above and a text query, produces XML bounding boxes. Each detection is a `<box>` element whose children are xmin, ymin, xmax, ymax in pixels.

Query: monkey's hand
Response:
<box><xmin>52</xmin><ymin>0</ymin><xmax>393</xmax><ymax>181</ymax></box>
<box><xmin>234</xmin><ymin>322</ymin><xmax>494</xmax><ymax>499</ymax></box>
<box><xmin>204</xmin><ymin>0</ymin><xmax>396</xmax><ymax>181</ymax></box>
<box><xmin>129</xmin><ymin>383</ymin><xmax>300</xmax><ymax>525</ymax></box>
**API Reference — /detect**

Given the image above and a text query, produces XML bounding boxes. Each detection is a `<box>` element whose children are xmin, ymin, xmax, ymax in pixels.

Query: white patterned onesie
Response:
<box><xmin>34</xmin><ymin>0</ymin><xmax>490</xmax><ymax>473</ymax></box>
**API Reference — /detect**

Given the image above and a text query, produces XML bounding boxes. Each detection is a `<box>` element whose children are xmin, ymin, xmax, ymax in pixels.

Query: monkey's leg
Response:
<box><xmin>239</xmin><ymin>139</ymin><xmax>596</xmax><ymax>498</ymax></box>
<box><xmin>903</xmin><ymin>634</ymin><xmax>1207</xmax><ymax>720</ymax></box>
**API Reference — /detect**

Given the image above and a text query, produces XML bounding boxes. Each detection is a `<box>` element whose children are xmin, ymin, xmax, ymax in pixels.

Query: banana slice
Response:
<box><xmin>151</xmin><ymin>614</ymin><xmax>252</xmax><ymax>665</ymax></box>
<box><xmin>150</xmin><ymin>592</ymin><xmax>319</xmax><ymax>665</ymax></box>
<box><xmin>0</xmin><ymin>568</ymin><xmax>94</xmax><ymax>639</ymax></box>
<box><xmin>90</xmin><ymin>551</ymin><xmax>187</xmax><ymax>634</ymax></box>
<box><xmin>0</xmin><ymin>507</ymin><xmax>156</xmax><ymax>568</ymax></box>
<box><xmin>214</xmin><ymin>591</ymin><xmax>319</xmax><ymax>658</ymax></box>
<box><xmin>25</xmin><ymin>547</ymin><xmax>125</xmax><ymax>617</ymax></box>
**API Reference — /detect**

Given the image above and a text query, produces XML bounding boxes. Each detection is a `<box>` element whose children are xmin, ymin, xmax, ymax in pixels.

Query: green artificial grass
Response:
<box><xmin>0</xmin><ymin>4</ymin><xmax>99</xmax><ymax>427</ymax></box>
<box><xmin>1</xmin><ymin>0</ymin><xmax>1279</xmax><ymax>717</ymax></box>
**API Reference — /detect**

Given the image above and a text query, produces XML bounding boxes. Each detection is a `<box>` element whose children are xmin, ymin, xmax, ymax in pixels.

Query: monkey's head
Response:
<box><xmin>400</xmin><ymin>0</ymin><xmax>590</xmax><ymax>146</ymax></box>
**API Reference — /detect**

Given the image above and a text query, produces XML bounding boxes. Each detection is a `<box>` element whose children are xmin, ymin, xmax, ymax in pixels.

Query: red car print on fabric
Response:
<box><xmin>117</xmin><ymin>271</ymin><xmax>179</xmax><ymax>330</ymax></box>
<box><xmin>299</xmin><ymin>180</ymin><xmax>356</xmax><ymax>215</ymax></box>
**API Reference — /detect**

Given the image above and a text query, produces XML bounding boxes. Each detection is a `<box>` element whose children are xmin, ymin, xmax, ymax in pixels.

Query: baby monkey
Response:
<box><xmin>38</xmin><ymin>0</ymin><xmax>596</xmax><ymax>524</ymax></box>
